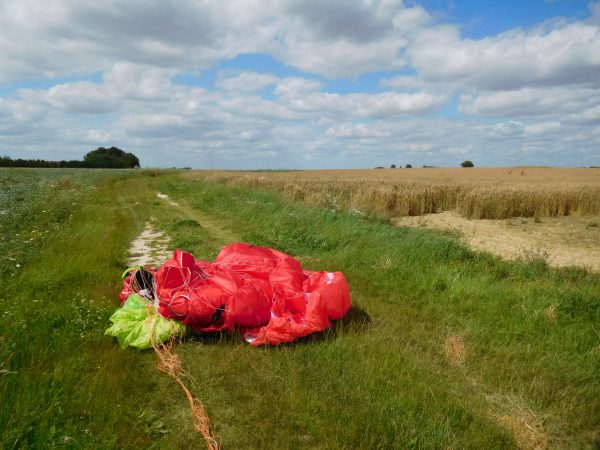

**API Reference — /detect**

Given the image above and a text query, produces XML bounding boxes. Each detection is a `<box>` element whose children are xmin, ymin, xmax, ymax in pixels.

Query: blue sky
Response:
<box><xmin>417</xmin><ymin>0</ymin><xmax>592</xmax><ymax>37</ymax></box>
<box><xmin>0</xmin><ymin>0</ymin><xmax>599</xmax><ymax>168</ymax></box>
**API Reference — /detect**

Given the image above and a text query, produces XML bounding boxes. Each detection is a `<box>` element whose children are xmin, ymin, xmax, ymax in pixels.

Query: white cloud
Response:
<box><xmin>282</xmin><ymin>90</ymin><xmax>447</xmax><ymax>117</ymax></box>
<box><xmin>270</xmin><ymin>0</ymin><xmax>429</xmax><ymax>77</ymax></box>
<box><xmin>42</xmin><ymin>82</ymin><xmax>117</xmax><ymax>114</ymax></box>
<box><xmin>410</xmin><ymin>17</ymin><xmax>600</xmax><ymax>90</ymax></box>
<box><xmin>0</xmin><ymin>0</ymin><xmax>431</xmax><ymax>82</ymax></box>
<box><xmin>460</xmin><ymin>87</ymin><xmax>600</xmax><ymax>117</ymax></box>
<box><xmin>216</xmin><ymin>72</ymin><xmax>279</xmax><ymax>93</ymax></box>
<box><xmin>524</xmin><ymin>121</ymin><xmax>561</xmax><ymax>135</ymax></box>
<box><xmin>0</xmin><ymin>1</ymin><xmax>600</xmax><ymax>168</ymax></box>
<box><xmin>102</xmin><ymin>64</ymin><xmax>177</xmax><ymax>101</ymax></box>
<box><xmin>274</xmin><ymin>77</ymin><xmax>323</xmax><ymax>98</ymax></box>
<box><xmin>380</xmin><ymin>75</ymin><xmax>427</xmax><ymax>90</ymax></box>
<box><xmin>568</xmin><ymin>104</ymin><xmax>600</xmax><ymax>124</ymax></box>
<box><xmin>324</xmin><ymin>123</ymin><xmax>391</xmax><ymax>138</ymax></box>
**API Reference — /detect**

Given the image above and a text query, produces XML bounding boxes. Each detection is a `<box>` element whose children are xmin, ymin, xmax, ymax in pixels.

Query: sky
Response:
<box><xmin>0</xmin><ymin>0</ymin><xmax>599</xmax><ymax>169</ymax></box>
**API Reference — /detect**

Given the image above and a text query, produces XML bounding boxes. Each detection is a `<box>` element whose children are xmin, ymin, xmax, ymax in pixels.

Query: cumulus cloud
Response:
<box><xmin>460</xmin><ymin>87</ymin><xmax>600</xmax><ymax>117</ymax></box>
<box><xmin>280</xmin><ymin>90</ymin><xmax>447</xmax><ymax>118</ymax></box>
<box><xmin>410</xmin><ymin>16</ymin><xmax>600</xmax><ymax>91</ymax></box>
<box><xmin>36</xmin><ymin>82</ymin><xmax>117</xmax><ymax>114</ymax></box>
<box><xmin>0</xmin><ymin>0</ymin><xmax>599</xmax><ymax>167</ymax></box>
<box><xmin>274</xmin><ymin>77</ymin><xmax>323</xmax><ymax>98</ymax></box>
<box><xmin>524</xmin><ymin>121</ymin><xmax>561</xmax><ymax>135</ymax></box>
<box><xmin>281</xmin><ymin>0</ymin><xmax>398</xmax><ymax>43</ymax></box>
<box><xmin>0</xmin><ymin>0</ymin><xmax>432</xmax><ymax>82</ymax></box>
<box><xmin>380</xmin><ymin>75</ymin><xmax>427</xmax><ymax>90</ymax></box>
<box><xmin>215</xmin><ymin>72</ymin><xmax>279</xmax><ymax>93</ymax></box>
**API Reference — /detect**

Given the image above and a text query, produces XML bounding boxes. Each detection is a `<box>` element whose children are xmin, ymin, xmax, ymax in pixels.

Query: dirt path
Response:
<box><xmin>127</xmin><ymin>195</ymin><xmax>223</xmax><ymax>448</ymax></box>
<box><xmin>156</xmin><ymin>192</ymin><xmax>240</xmax><ymax>244</ymax></box>
<box><xmin>128</xmin><ymin>192</ymin><xmax>239</xmax><ymax>268</ymax></box>
<box><xmin>127</xmin><ymin>220</ymin><xmax>172</xmax><ymax>267</ymax></box>
<box><xmin>394</xmin><ymin>212</ymin><xmax>600</xmax><ymax>272</ymax></box>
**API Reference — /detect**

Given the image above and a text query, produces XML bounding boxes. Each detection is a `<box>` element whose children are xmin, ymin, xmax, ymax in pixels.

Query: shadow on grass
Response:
<box><xmin>185</xmin><ymin>305</ymin><xmax>371</xmax><ymax>347</ymax></box>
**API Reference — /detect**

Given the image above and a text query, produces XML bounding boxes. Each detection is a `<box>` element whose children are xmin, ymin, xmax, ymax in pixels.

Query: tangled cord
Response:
<box><xmin>153</xmin><ymin>339</ymin><xmax>220</xmax><ymax>450</ymax></box>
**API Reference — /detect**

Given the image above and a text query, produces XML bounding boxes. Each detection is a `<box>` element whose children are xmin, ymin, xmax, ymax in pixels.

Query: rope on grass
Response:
<box><xmin>153</xmin><ymin>340</ymin><xmax>220</xmax><ymax>450</ymax></box>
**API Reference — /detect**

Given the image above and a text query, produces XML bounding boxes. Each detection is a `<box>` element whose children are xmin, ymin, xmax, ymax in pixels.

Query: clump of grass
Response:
<box><xmin>173</xmin><ymin>218</ymin><xmax>201</xmax><ymax>228</ymax></box>
<box><xmin>444</xmin><ymin>334</ymin><xmax>466</xmax><ymax>366</ymax></box>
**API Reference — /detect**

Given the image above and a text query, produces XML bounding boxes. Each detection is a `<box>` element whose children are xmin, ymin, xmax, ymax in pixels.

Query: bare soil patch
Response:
<box><xmin>128</xmin><ymin>221</ymin><xmax>172</xmax><ymax>267</ymax></box>
<box><xmin>394</xmin><ymin>212</ymin><xmax>600</xmax><ymax>272</ymax></box>
<box><xmin>157</xmin><ymin>192</ymin><xmax>179</xmax><ymax>207</ymax></box>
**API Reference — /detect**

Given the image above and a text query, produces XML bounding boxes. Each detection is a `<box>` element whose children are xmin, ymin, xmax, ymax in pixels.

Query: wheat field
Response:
<box><xmin>186</xmin><ymin>167</ymin><xmax>600</xmax><ymax>219</ymax></box>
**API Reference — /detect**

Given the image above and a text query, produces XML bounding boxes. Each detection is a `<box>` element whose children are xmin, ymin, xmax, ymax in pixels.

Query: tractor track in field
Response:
<box><xmin>155</xmin><ymin>192</ymin><xmax>240</xmax><ymax>244</ymax></box>
<box><xmin>127</xmin><ymin>192</ymin><xmax>239</xmax><ymax>269</ymax></box>
<box><xmin>127</xmin><ymin>220</ymin><xmax>172</xmax><ymax>267</ymax></box>
<box><xmin>123</xmin><ymin>193</ymin><xmax>225</xmax><ymax>449</ymax></box>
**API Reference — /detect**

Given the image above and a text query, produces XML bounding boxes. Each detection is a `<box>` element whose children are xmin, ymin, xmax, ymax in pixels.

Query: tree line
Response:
<box><xmin>0</xmin><ymin>147</ymin><xmax>140</xmax><ymax>169</ymax></box>
<box><xmin>378</xmin><ymin>161</ymin><xmax>474</xmax><ymax>169</ymax></box>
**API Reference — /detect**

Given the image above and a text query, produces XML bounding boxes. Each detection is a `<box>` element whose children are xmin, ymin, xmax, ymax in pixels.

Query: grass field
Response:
<box><xmin>188</xmin><ymin>167</ymin><xmax>600</xmax><ymax>219</ymax></box>
<box><xmin>1</xmin><ymin>168</ymin><xmax>599</xmax><ymax>449</ymax></box>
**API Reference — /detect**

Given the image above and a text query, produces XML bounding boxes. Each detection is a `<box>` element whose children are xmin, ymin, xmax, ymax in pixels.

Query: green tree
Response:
<box><xmin>83</xmin><ymin>147</ymin><xmax>140</xmax><ymax>168</ymax></box>
<box><xmin>461</xmin><ymin>160</ymin><xmax>474</xmax><ymax>168</ymax></box>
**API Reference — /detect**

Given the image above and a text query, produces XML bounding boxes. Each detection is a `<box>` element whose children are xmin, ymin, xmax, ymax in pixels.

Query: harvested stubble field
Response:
<box><xmin>186</xmin><ymin>167</ymin><xmax>600</xmax><ymax>219</ymax></box>
<box><xmin>1</xmin><ymin>168</ymin><xmax>599</xmax><ymax>449</ymax></box>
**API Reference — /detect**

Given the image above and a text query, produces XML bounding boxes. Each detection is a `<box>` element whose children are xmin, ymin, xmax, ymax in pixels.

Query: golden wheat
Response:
<box><xmin>184</xmin><ymin>168</ymin><xmax>600</xmax><ymax>219</ymax></box>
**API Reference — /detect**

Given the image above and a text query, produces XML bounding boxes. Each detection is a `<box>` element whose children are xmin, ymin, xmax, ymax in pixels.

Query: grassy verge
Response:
<box><xmin>0</xmin><ymin>169</ymin><xmax>194</xmax><ymax>448</ymax></box>
<box><xmin>154</xmin><ymin>176</ymin><xmax>600</xmax><ymax>449</ymax></box>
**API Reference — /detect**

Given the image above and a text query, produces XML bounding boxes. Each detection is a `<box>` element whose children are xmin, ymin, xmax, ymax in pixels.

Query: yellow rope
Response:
<box><xmin>153</xmin><ymin>340</ymin><xmax>220</xmax><ymax>450</ymax></box>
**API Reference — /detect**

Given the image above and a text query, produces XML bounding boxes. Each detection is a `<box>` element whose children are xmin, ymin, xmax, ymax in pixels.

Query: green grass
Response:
<box><xmin>155</xmin><ymin>177</ymin><xmax>600</xmax><ymax>449</ymax></box>
<box><xmin>0</xmin><ymin>169</ymin><xmax>183</xmax><ymax>448</ymax></box>
<box><xmin>1</xmin><ymin>169</ymin><xmax>599</xmax><ymax>449</ymax></box>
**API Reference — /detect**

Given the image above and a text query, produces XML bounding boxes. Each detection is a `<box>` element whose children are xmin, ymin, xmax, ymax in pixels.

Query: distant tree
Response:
<box><xmin>83</xmin><ymin>147</ymin><xmax>140</xmax><ymax>168</ymax></box>
<box><xmin>374</xmin><ymin>166</ymin><xmax>384</xmax><ymax>169</ymax></box>
<box><xmin>405</xmin><ymin>164</ymin><xmax>412</xmax><ymax>168</ymax></box>
<box><xmin>0</xmin><ymin>149</ymin><xmax>138</xmax><ymax>169</ymax></box>
<box><xmin>390</xmin><ymin>164</ymin><xmax>396</xmax><ymax>169</ymax></box>
<box><xmin>460</xmin><ymin>160</ymin><xmax>474</xmax><ymax>168</ymax></box>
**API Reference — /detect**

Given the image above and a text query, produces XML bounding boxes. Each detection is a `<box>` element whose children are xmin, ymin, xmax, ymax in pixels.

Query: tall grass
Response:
<box><xmin>2</xmin><ymin>169</ymin><xmax>599</xmax><ymax>449</ymax></box>
<box><xmin>185</xmin><ymin>168</ymin><xmax>600</xmax><ymax>219</ymax></box>
<box><xmin>157</xmin><ymin>176</ymin><xmax>600</xmax><ymax>449</ymax></box>
<box><xmin>0</xmin><ymin>169</ymin><xmax>186</xmax><ymax>448</ymax></box>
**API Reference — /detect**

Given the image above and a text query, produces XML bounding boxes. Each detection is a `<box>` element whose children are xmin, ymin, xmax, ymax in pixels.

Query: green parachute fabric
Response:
<box><xmin>105</xmin><ymin>294</ymin><xmax>188</xmax><ymax>349</ymax></box>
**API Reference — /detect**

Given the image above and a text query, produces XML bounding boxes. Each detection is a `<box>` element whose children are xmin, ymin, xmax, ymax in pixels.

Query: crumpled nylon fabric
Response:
<box><xmin>105</xmin><ymin>294</ymin><xmax>188</xmax><ymax>349</ymax></box>
<box><xmin>120</xmin><ymin>243</ymin><xmax>351</xmax><ymax>345</ymax></box>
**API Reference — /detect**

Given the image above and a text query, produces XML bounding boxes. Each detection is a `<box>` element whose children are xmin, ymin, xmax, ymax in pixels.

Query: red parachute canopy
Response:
<box><xmin>120</xmin><ymin>243</ymin><xmax>351</xmax><ymax>345</ymax></box>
